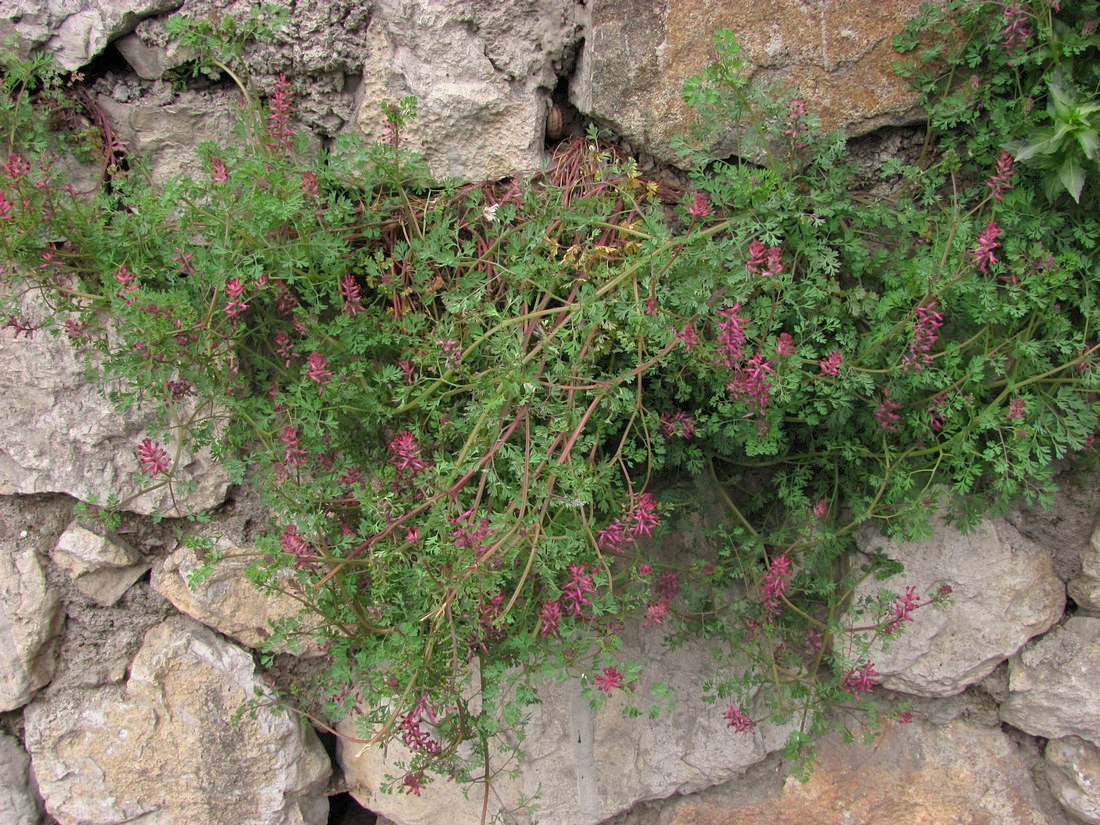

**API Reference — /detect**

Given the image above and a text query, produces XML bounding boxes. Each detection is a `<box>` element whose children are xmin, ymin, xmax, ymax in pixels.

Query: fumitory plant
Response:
<box><xmin>1</xmin><ymin>0</ymin><xmax>1097</xmax><ymax>812</ymax></box>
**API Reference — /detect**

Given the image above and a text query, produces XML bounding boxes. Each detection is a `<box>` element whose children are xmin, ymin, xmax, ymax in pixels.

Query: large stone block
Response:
<box><xmin>25</xmin><ymin>616</ymin><xmax>331</xmax><ymax>825</ymax></box>
<box><xmin>571</xmin><ymin>0</ymin><xmax>928</xmax><ymax>166</ymax></box>
<box><xmin>842</xmin><ymin>517</ymin><xmax>1065</xmax><ymax>697</ymax></box>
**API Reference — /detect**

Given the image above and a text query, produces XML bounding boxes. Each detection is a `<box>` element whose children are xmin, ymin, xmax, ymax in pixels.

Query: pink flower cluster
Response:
<box><xmin>593</xmin><ymin>666</ymin><xmax>625</xmax><ymax>696</ymax></box>
<box><xmin>883</xmin><ymin>586</ymin><xmax>921</xmax><ymax>634</ymax></box>
<box><xmin>818</xmin><ymin>351</ymin><xmax>842</xmax><ymax>377</ymax></box>
<box><xmin>1007</xmin><ymin>397</ymin><xmax>1026</xmax><ymax>420</ymax></box>
<box><xmin>987</xmin><ymin>151</ymin><xmax>1016</xmax><ymax>201</ymax></box>
<box><xmin>723</xmin><ymin>701</ymin><xmax>756</xmax><ymax>733</ymax></box>
<box><xmin>745</xmin><ymin>240</ymin><xmax>784</xmax><ymax>277</ymax></box>
<box><xmin>265</xmin><ymin>74</ymin><xmax>295</xmax><ymax>153</ymax></box>
<box><xmin>388</xmin><ymin>431</ymin><xmax>431</xmax><ymax>490</ymax></box>
<box><xmin>306</xmin><ymin>351</ymin><xmax>333</xmax><ymax>389</ymax></box>
<box><xmin>904</xmin><ymin>300</ymin><xmax>943</xmax><ymax>373</ymax></box>
<box><xmin>875</xmin><ymin>387</ymin><xmax>901</xmax><ymax>431</ymax></box>
<box><xmin>971</xmin><ymin>222</ymin><xmax>1002</xmax><ymax>274</ymax></box>
<box><xmin>659</xmin><ymin>410</ymin><xmax>694</xmax><ymax>440</ymax></box>
<box><xmin>596</xmin><ymin>493</ymin><xmax>660</xmax><ymax>556</ymax></box>
<box><xmin>340</xmin><ymin>275</ymin><xmax>364</xmax><ymax>316</ymax></box>
<box><xmin>398</xmin><ymin>694</ymin><xmax>442</xmax><ymax>757</ymax></box>
<box><xmin>278</xmin><ymin>427</ymin><xmax>309</xmax><ymax>467</ymax></box>
<box><xmin>843</xmin><ymin>661</ymin><xmax>879</xmax><ymax>698</ymax></box>
<box><xmin>727</xmin><ymin>352</ymin><xmax>774</xmax><ymax>419</ymax></box>
<box><xmin>115</xmin><ymin>265</ymin><xmax>138</xmax><ymax>305</ymax></box>
<box><xmin>688</xmin><ymin>192</ymin><xmax>711</xmax><ymax>218</ymax></box>
<box><xmin>280</xmin><ymin>524</ymin><xmax>319</xmax><ymax>571</ymax></box>
<box><xmin>223</xmin><ymin>278</ymin><xmax>248</xmax><ymax>317</ymax></box>
<box><xmin>783</xmin><ymin>99</ymin><xmax>809</xmax><ymax>147</ymax></box>
<box><xmin>136</xmin><ymin>438</ymin><xmax>170</xmax><ymax>477</ymax></box>
<box><xmin>716</xmin><ymin>304</ymin><xmax>747</xmax><ymax>367</ymax></box>
<box><xmin>1001</xmin><ymin>3</ymin><xmax>1032</xmax><ymax>54</ymax></box>
<box><xmin>759</xmin><ymin>552</ymin><xmax>792</xmax><ymax>614</ymax></box>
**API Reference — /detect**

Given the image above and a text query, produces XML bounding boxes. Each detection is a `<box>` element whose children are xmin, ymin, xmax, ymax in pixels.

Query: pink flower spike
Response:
<box><xmin>904</xmin><ymin>300</ymin><xmax>943</xmax><ymax>373</ymax></box>
<box><xmin>971</xmin><ymin>222</ymin><xmax>1002</xmax><ymax>274</ymax></box>
<box><xmin>759</xmin><ymin>552</ymin><xmax>793</xmax><ymax>613</ymax></box>
<box><xmin>626</xmin><ymin>493</ymin><xmax>659</xmax><ymax>537</ymax></box>
<box><xmin>844</xmin><ymin>661</ymin><xmax>879</xmax><ymax>698</ymax></box>
<box><xmin>1007</xmin><ymin>397</ymin><xmax>1026</xmax><ymax>420</ymax></box>
<box><xmin>813</xmin><ymin>499</ymin><xmax>828</xmax><ymax>518</ymax></box>
<box><xmin>688</xmin><ymin>192</ymin><xmax>711</xmax><ymax>218</ymax></box>
<box><xmin>562</xmin><ymin>563</ymin><xmax>598</xmax><ymax>616</ymax></box>
<box><xmin>115</xmin><ymin>264</ymin><xmax>139</xmax><ymax>305</ymax></box>
<box><xmin>593</xmin><ymin>666</ymin><xmax>624</xmax><ymax>696</ymax></box>
<box><xmin>306</xmin><ymin>351</ymin><xmax>334</xmax><ymax>389</ymax></box>
<box><xmin>723</xmin><ymin>702</ymin><xmax>756</xmax><ymax>733</ymax></box>
<box><xmin>596</xmin><ymin>520</ymin><xmax>628</xmax><ymax>555</ymax></box>
<box><xmin>223</xmin><ymin>277</ymin><xmax>248</xmax><ymax>317</ymax></box>
<box><xmin>265</xmin><ymin>74</ymin><xmax>296</xmax><ymax>154</ymax></box>
<box><xmin>987</xmin><ymin>151</ymin><xmax>1016</xmax><ymax>201</ymax></box>
<box><xmin>211</xmin><ymin>156</ymin><xmax>228</xmax><ymax>184</ymax></box>
<box><xmin>340</xmin><ymin>275</ymin><xmax>364</xmax><ymax>317</ymax></box>
<box><xmin>659</xmin><ymin>410</ymin><xmax>694</xmax><ymax>440</ymax></box>
<box><xmin>875</xmin><ymin>387</ymin><xmax>901</xmax><ymax>432</ymax></box>
<box><xmin>278</xmin><ymin>427</ymin><xmax>308</xmax><ymax>467</ymax></box>
<box><xmin>136</xmin><ymin>438</ymin><xmax>170</xmax><ymax>477</ymax></box>
<box><xmin>818</xmin><ymin>351</ymin><xmax>842</xmax><ymax>377</ymax></box>
<box><xmin>539</xmin><ymin>599</ymin><xmax>562</xmax><ymax>640</ymax></box>
<box><xmin>774</xmin><ymin>332</ymin><xmax>796</xmax><ymax>356</ymax></box>
<box><xmin>643</xmin><ymin>599</ymin><xmax>670</xmax><ymax>627</ymax></box>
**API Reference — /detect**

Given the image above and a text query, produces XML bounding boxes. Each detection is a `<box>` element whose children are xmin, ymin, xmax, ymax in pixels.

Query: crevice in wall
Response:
<box><xmin>327</xmin><ymin>791</ymin><xmax>376</xmax><ymax>825</ymax></box>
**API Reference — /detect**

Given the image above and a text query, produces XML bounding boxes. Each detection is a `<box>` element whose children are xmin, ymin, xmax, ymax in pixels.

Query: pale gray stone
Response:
<box><xmin>25</xmin><ymin>616</ymin><xmax>330</xmax><ymax>825</ymax></box>
<box><xmin>1001</xmin><ymin>617</ymin><xmax>1100</xmax><ymax>748</ymax></box>
<box><xmin>0</xmin><ymin>0</ymin><xmax>182</xmax><ymax>70</ymax></box>
<box><xmin>0</xmin><ymin>293</ymin><xmax>229</xmax><ymax>517</ymax></box>
<box><xmin>1046</xmin><ymin>736</ymin><xmax>1100</xmax><ymax>825</ymax></box>
<box><xmin>97</xmin><ymin>90</ymin><xmax>242</xmax><ymax>186</ymax></box>
<box><xmin>115</xmin><ymin>31</ymin><xmax>194</xmax><ymax>80</ymax></box>
<box><xmin>153</xmin><ymin>537</ymin><xmax>323</xmax><ymax>654</ymax></box>
<box><xmin>0</xmin><ymin>536</ymin><xmax>64</xmax><ymax>712</ymax></box>
<box><xmin>0</xmin><ymin>731</ymin><xmax>44</xmax><ymax>825</ymax></box>
<box><xmin>571</xmin><ymin>0</ymin><xmax>928</xmax><ymax>167</ymax></box>
<box><xmin>842</xmin><ymin>517</ymin><xmax>1065</xmax><ymax>698</ymax></box>
<box><xmin>1070</xmin><ymin>526</ymin><xmax>1100</xmax><ymax>613</ymax></box>
<box><xmin>53</xmin><ymin>522</ymin><xmax>150</xmax><ymax>607</ymax></box>
<box><xmin>353</xmin><ymin>0</ymin><xmax>581</xmax><ymax>181</ymax></box>
<box><xmin>340</xmin><ymin>625</ymin><xmax>790</xmax><ymax>825</ymax></box>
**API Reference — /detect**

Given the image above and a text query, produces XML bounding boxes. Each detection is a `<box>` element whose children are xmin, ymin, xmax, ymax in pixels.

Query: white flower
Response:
<box><xmin>482</xmin><ymin>203</ymin><xmax>500</xmax><ymax>222</ymax></box>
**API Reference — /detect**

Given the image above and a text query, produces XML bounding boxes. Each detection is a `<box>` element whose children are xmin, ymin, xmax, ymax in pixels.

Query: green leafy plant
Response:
<box><xmin>1</xmin><ymin>1</ymin><xmax>1097</xmax><ymax>815</ymax></box>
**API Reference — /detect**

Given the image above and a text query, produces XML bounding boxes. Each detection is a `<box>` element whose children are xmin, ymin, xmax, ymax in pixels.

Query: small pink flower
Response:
<box><xmin>904</xmin><ymin>300</ymin><xmax>943</xmax><ymax>373</ymax></box>
<box><xmin>596</xmin><ymin>520</ymin><xmax>627</xmax><ymax>555</ymax></box>
<box><xmin>727</xmin><ymin>352</ymin><xmax>773</xmax><ymax>418</ymax></box>
<box><xmin>759</xmin><ymin>552</ymin><xmax>792</xmax><ymax>613</ymax></box>
<box><xmin>402</xmin><ymin>771</ymin><xmax>425</xmax><ymax>796</ymax></box>
<box><xmin>643</xmin><ymin>599</ymin><xmax>670</xmax><ymax>627</ymax></box>
<box><xmin>638</xmin><ymin>563</ymin><xmax>652</xmax><ymax>578</ymax></box>
<box><xmin>659</xmin><ymin>410</ymin><xmax>694</xmax><ymax>440</ymax></box>
<box><xmin>875</xmin><ymin>387</ymin><xmax>901</xmax><ymax>432</ymax></box>
<box><xmin>340</xmin><ymin>275</ymin><xmax>364</xmax><ymax>317</ymax></box>
<box><xmin>971</xmin><ymin>222</ymin><xmax>1002</xmax><ymax>274</ymax></box>
<box><xmin>136</xmin><ymin>438</ymin><xmax>170</xmax><ymax>477</ymax></box>
<box><xmin>716</xmin><ymin>304</ymin><xmax>748</xmax><ymax>367</ymax></box>
<box><xmin>1007</xmin><ymin>397</ymin><xmax>1026</xmax><ymax>420</ymax></box>
<box><xmin>306</xmin><ymin>351</ymin><xmax>334</xmax><ymax>389</ymax></box>
<box><xmin>723</xmin><ymin>702</ymin><xmax>756</xmax><ymax>733</ymax></box>
<box><xmin>278</xmin><ymin>427</ymin><xmax>308</xmax><ymax>467</ymax></box>
<box><xmin>844</xmin><ymin>661</ymin><xmax>879</xmax><ymax>698</ymax></box>
<box><xmin>813</xmin><ymin>499</ymin><xmax>828</xmax><ymax>518</ymax></box>
<box><xmin>818</xmin><ymin>351</ymin><xmax>842</xmax><ymax>377</ymax></box>
<box><xmin>437</xmin><ymin>338</ymin><xmax>461</xmax><ymax>370</ymax></box>
<box><xmin>987</xmin><ymin>151</ymin><xmax>1016</xmax><ymax>202</ymax></box>
<box><xmin>540</xmin><ymin>599</ymin><xmax>562</xmax><ymax>640</ymax></box>
<box><xmin>211</xmin><ymin>156</ymin><xmax>228</xmax><ymax>183</ymax></box>
<box><xmin>223</xmin><ymin>278</ymin><xmax>248</xmax><ymax>317</ymax></box>
<box><xmin>388</xmin><ymin>431</ymin><xmax>431</xmax><ymax>489</ymax></box>
<box><xmin>677</xmin><ymin>324</ymin><xmax>700</xmax><ymax>352</ymax></box>
<box><xmin>644</xmin><ymin>296</ymin><xmax>659</xmax><ymax>316</ymax></box>
<box><xmin>115</xmin><ymin>264</ymin><xmax>138</xmax><ymax>305</ymax></box>
<box><xmin>626</xmin><ymin>493</ymin><xmax>659</xmax><ymax>537</ymax></box>
<box><xmin>774</xmin><ymin>332</ymin><xmax>796</xmax><ymax>356</ymax></box>
<box><xmin>688</xmin><ymin>192</ymin><xmax>712</xmax><ymax>218</ymax></box>
<box><xmin>746</xmin><ymin>240</ymin><xmax>784</xmax><ymax>277</ymax></box>
<box><xmin>302</xmin><ymin>171</ymin><xmax>319</xmax><ymax>201</ymax></box>
<box><xmin>898</xmin><ymin>711</ymin><xmax>913</xmax><ymax>724</ymax></box>
<box><xmin>562</xmin><ymin>563</ymin><xmax>598</xmax><ymax>617</ymax></box>
<box><xmin>593</xmin><ymin>666</ymin><xmax>624</xmax><ymax>696</ymax></box>
<box><xmin>1002</xmin><ymin>3</ymin><xmax>1032</xmax><ymax>54</ymax></box>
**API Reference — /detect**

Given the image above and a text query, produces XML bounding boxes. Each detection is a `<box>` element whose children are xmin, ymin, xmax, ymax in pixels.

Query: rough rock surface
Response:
<box><xmin>340</xmin><ymin>625</ymin><xmax>790</xmax><ymax>825</ymax></box>
<box><xmin>0</xmin><ymin>295</ymin><xmax>229</xmax><ymax>516</ymax></box>
<box><xmin>353</xmin><ymin>0</ymin><xmax>582</xmax><ymax>181</ymax></box>
<box><xmin>25</xmin><ymin>615</ymin><xmax>331</xmax><ymax>825</ymax></box>
<box><xmin>1046</xmin><ymin>736</ymin><xmax>1100</xmax><ymax>825</ymax></box>
<box><xmin>0</xmin><ymin>730</ymin><xmax>44</xmax><ymax>825</ymax></box>
<box><xmin>153</xmin><ymin>538</ymin><xmax>322</xmax><ymax>654</ymax></box>
<box><xmin>630</xmin><ymin>719</ymin><xmax>1068</xmax><ymax>825</ymax></box>
<box><xmin>53</xmin><ymin>521</ymin><xmax>150</xmax><ymax>607</ymax></box>
<box><xmin>97</xmin><ymin>89</ymin><xmax>242</xmax><ymax>185</ymax></box>
<box><xmin>1070</xmin><ymin>525</ymin><xmax>1100</xmax><ymax>612</ymax></box>
<box><xmin>0</xmin><ymin>0</ymin><xmax>181</xmax><ymax>70</ymax></box>
<box><xmin>1009</xmin><ymin>470</ymin><xmax>1100</xmax><ymax>584</ymax></box>
<box><xmin>0</xmin><ymin>524</ymin><xmax>64</xmax><ymax>712</ymax></box>
<box><xmin>843</xmin><ymin>517</ymin><xmax>1065</xmax><ymax>697</ymax></box>
<box><xmin>572</xmin><ymin>0</ymin><xmax>928</xmax><ymax>166</ymax></box>
<box><xmin>1001</xmin><ymin>617</ymin><xmax>1100</xmax><ymax>748</ymax></box>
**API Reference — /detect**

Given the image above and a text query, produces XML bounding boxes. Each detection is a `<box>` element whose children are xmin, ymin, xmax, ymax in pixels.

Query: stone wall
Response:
<box><xmin>1</xmin><ymin>2</ymin><xmax>1099</xmax><ymax>825</ymax></box>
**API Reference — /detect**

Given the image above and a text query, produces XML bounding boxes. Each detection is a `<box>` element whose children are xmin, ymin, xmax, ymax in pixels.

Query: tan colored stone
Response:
<box><xmin>153</xmin><ymin>538</ymin><xmax>323</xmax><ymax>655</ymax></box>
<box><xmin>572</xmin><ymin>0</ymin><xmax>927</xmax><ymax>166</ymax></box>
<box><xmin>664</xmin><ymin>719</ymin><xmax>1058</xmax><ymax>825</ymax></box>
<box><xmin>0</xmin><ymin>730</ymin><xmax>44</xmax><ymax>825</ymax></box>
<box><xmin>53</xmin><ymin>522</ymin><xmax>150</xmax><ymax>607</ymax></box>
<box><xmin>841</xmin><ymin>516</ymin><xmax>1065</xmax><ymax>697</ymax></box>
<box><xmin>0</xmin><ymin>536</ymin><xmax>64</xmax><ymax>712</ymax></box>
<box><xmin>25</xmin><ymin>616</ymin><xmax>331</xmax><ymax>825</ymax></box>
<box><xmin>1046</xmin><ymin>736</ymin><xmax>1100</xmax><ymax>825</ymax></box>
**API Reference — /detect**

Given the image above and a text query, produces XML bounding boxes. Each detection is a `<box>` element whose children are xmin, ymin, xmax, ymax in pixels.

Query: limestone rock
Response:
<box><xmin>153</xmin><ymin>538</ymin><xmax>323</xmax><ymax>654</ymax></box>
<box><xmin>340</xmin><ymin>625</ymin><xmax>789</xmax><ymax>825</ymax></box>
<box><xmin>1046</xmin><ymin>736</ymin><xmax>1100</xmax><ymax>825</ymax></box>
<box><xmin>53</xmin><ymin>522</ymin><xmax>150</xmax><ymax>607</ymax></box>
<box><xmin>842</xmin><ymin>517</ymin><xmax>1065</xmax><ymax>697</ymax></box>
<box><xmin>0</xmin><ymin>0</ymin><xmax>182</xmax><ymax>70</ymax></box>
<box><xmin>97</xmin><ymin>90</ymin><xmax>241</xmax><ymax>185</ymax></box>
<box><xmin>25</xmin><ymin>616</ymin><xmax>331</xmax><ymax>825</ymax></box>
<box><xmin>657</xmin><ymin>719</ymin><xmax>1063</xmax><ymax>825</ymax></box>
<box><xmin>1070</xmin><ymin>525</ymin><xmax>1100</xmax><ymax>612</ymax></box>
<box><xmin>0</xmin><ymin>731</ymin><xmax>44</xmax><ymax>825</ymax></box>
<box><xmin>115</xmin><ymin>31</ymin><xmax>194</xmax><ymax>80</ymax></box>
<box><xmin>0</xmin><ymin>294</ymin><xmax>229</xmax><ymax>516</ymax></box>
<box><xmin>353</xmin><ymin>0</ymin><xmax>582</xmax><ymax>181</ymax></box>
<box><xmin>571</xmin><ymin>0</ymin><xmax>928</xmax><ymax>167</ymax></box>
<box><xmin>1001</xmin><ymin>617</ymin><xmax>1100</xmax><ymax>748</ymax></box>
<box><xmin>0</xmin><ymin>534</ymin><xmax>64</xmax><ymax>711</ymax></box>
